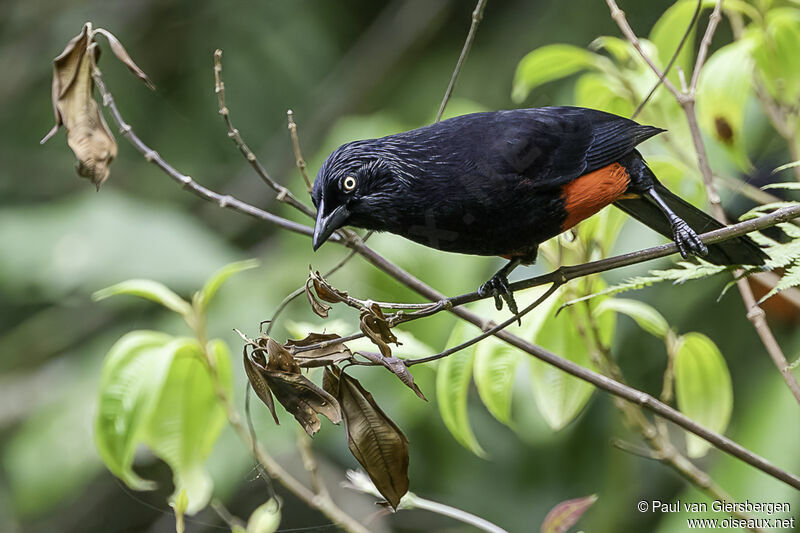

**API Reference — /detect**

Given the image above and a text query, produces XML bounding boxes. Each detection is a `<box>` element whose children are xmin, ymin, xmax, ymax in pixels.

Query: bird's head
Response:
<box><xmin>311</xmin><ymin>140</ymin><xmax>404</xmax><ymax>250</ymax></box>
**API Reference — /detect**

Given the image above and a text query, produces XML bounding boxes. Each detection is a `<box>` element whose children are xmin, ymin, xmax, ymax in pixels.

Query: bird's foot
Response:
<box><xmin>478</xmin><ymin>272</ymin><xmax>520</xmax><ymax>321</ymax></box>
<box><xmin>671</xmin><ymin>218</ymin><xmax>708</xmax><ymax>259</ymax></box>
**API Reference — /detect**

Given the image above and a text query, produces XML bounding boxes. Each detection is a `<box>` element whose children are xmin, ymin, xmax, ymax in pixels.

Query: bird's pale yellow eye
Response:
<box><xmin>342</xmin><ymin>175</ymin><xmax>357</xmax><ymax>192</ymax></box>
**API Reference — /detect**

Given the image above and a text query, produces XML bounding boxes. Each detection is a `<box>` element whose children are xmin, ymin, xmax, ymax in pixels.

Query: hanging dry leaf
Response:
<box><xmin>305</xmin><ymin>277</ymin><xmax>332</xmax><ymax>318</ymax></box>
<box><xmin>42</xmin><ymin>23</ymin><xmax>117</xmax><ymax>188</ymax></box>
<box><xmin>264</xmin><ymin>337</ymin><xmax>301</xmax><ymax>373</ymax></box>
<box><xmin>93</xmin><ymin>28</ymin><xmax>154</xmax><ymax>89</ymax></box>
<box><xmin>540</xmin><ymin>494</ymin><xmax>597</xmax><ymax>533</ymax></box>
<box><xmin>262</xmin><ymin>370</ymin><xmax>341</xmax><ymax>435</ymax></box>
<box><xmin>243</xmin><ymin>346</ymin><xmax>279</xmax><ymax>424</ymax></box>
<box><xmin>309</xmin><ymin>269</ymin><xmax>349</xmax><ymax>304</ymax></box>
<box><xmin>359</xmin><ymin>305</ymin><xmax>399</xmax><ymax>358</ymax></box>
<box><xmin>357</xmin><ymin>352</ymin><xmax>427</xmax><ymax>401</ymax></box>
<box><xmin>285</xmin><ymin>333</ymin><xmax>353</xmax><ymax>368</ymax></box>
<box><xmin>326</xmin><ymin>367</ymin><xmax>409</xmax><ymax>509</ymax></box>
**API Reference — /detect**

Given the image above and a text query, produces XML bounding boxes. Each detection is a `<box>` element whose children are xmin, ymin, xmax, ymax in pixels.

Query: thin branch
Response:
<box><xmin>213</xmin><ymin>50</ymin><xmax>316</xmax><ymax>219</ymax></box>
<box><xmin>92</xmin><ymin>54</ymin><xmax>800</xmax><ymax>491</ymax></box>
<box><xmin>91</xmin><ymin>67</ymin><xmax>322</xmax><ymax>241</ymax></box>
<box><xmin>297</xmin><ymin>428</ymin><xmax>329</xmax><ymax>499</ymax></box>
<box><xmin>287</xmin><ymin>109</ymin><xmax>313</xmax><ymax>194</ymax></box>
<box><xmin>435</xmin><ymin>0</ymin><xmax>488</xmax><ymax>122</ymax></box>
<box><xmin>631</xmin><ymin>0</ymin><xmax>702</xmax><ymax>119</ymax></box>
<box><xmin>690</xmin><ymin>0</ymin><xmax>723</xmax><ymax>92</ymax></box>
<box><xmin>605</xmin><ymin>0</ymin><xmax>683</xmax><ymax>100</ymax></box>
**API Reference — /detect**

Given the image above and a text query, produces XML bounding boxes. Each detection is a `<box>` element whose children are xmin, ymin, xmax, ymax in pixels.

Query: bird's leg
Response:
<box><xmin>478</xmin><ymin>258</ymin><xmax>522</xmax><ymax>318</ymax></box>
<box><xmin>644</xmin><ymin>187</ymin><xmax>708</xmax><ymax>258</ymax></box>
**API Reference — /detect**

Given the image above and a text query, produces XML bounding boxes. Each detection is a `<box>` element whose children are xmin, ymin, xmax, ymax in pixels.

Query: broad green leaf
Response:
<box><xmin>512</xmin><ymin>44</ymin><xmax>600</xmax><ymax>103</ymax></box>
<box><xmin>590</xmin><ymin>36</ymin><xmax>633</xmax><ymax>63</ymax></box>
<box><xmin>144</xmin><ymin>338</ymin><xmax>232</xmax><ymax>514</ymax></box>
<box><xmin>594</xmin><ymin>298</ymin><xmax>669</xmax><ymax>338</ymax></box>
<box><xmin>574</xmin><ymin>73</ymin><xmax>634</xmax><ymax>117</ymax></box>
<box><xmin>696</xmin><ymin>39</ymin><xmax>755</xmax><ymax>170</ymax></box>
<box><xmin>473</xmin><ymin>337</ymin><xmax>521</xmax><ymax>427</ymax></box>
<box><xmin>674</xmin><ymin>333</ymin><xmax>733</xmax><ymax>458</ymax></box>
<box><xmin>195</xmin><ymin>259</ymin><xmax>259</xmax><ymax>313</ymax></box>
<box><xmin>436</xmin><ymin>321</ymin><xmax>485</xmax><ymax>456</ymax></box>
<box><xmin>94</xmin><ymin>331</ymin><xmax>174</xmax><ymax>490</ymax></box>
<box><xmin>94</xmin><ymin>279</ymin><xmax>192</xmax><ymax>317</ymax></box>
<box><xmin>752</xmin><ymin>8</ymin><xmax>800</xmax><ymax>106</ymax></box>
<box><xmin>530</xmin><ymin>283</ymin><xmax>613</xmax><ymax>430</ymax></box>
<box><xmin>246</xmin><ymin>499</ymin><xmax>281</xmax><ymax>533</ymax></box>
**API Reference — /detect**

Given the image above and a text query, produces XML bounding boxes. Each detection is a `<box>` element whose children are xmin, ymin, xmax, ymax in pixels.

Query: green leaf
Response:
<box><xmin>752</xmin><ymin>8</ymin><xmax>800</xmax><ymax>106</ymax></box>
<box><xmin>144</xmin><ymin>338</ymin><xmax>232</xmax><ymax>514</ymax></box>
<box><xmin>674</xmin><ymin>333</ymin><xmax>733</xmax><ymax>458</ymax></box>
<box><xmin>574</xmin><ymin>73</ymin><xmax>634</xmax><ymax>117</ymax></box>
<box><xmin>436</xmin><ymin>322</ymin><xmax>485</xmax><ymax>456</ymax></box>
<box><xmin>696</xmin><ymin>39</ymin><xmax>755</xmax><ymax>169</ymax></box>
<box><xmin>530</xmin><ymin>284</ymin><xmax>612</xmax><ymax>431</ymax></box>
<box><xmin>246</xmin><ymin>499</ymin><xmax>281</xmax><ymax>533</ymax></box>
<box><xmin>512</xmin><ymin>44</ymin><xmax>600</xmax><ymax>103</ymax></box>
<box><xmin>473</xmin><ymin>337</ymin><xmax>521</xmax><ymax>427</ymax></box>
<box><xmin>758</xmin><ymin>262</ymin><xmax>800</xmax><ymax>304</ymax></box>
<box><xmin>195</xmin><ymin>259</ymin><xmax>259</xmax><ymax>313</ymax></box>
<box><xmin>594</xmin><ymin>298</ymin><xmax>669</xmax><ymax>338</ymax></box>
<box><xmin>94</xmin><ymin>279</ymin><xmax>192</xmax><ymax>317</ymax></box>
<box><xmin>94</xmin><ymin>331</ymin><xmax>175</xmax><ymax>490</ymax></box>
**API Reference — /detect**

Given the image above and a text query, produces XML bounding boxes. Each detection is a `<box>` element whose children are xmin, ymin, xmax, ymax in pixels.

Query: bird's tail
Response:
<box><xmin>614</xmin><ymin>182</ymin><xmax>768</xmax><ymax>266</ymax></box>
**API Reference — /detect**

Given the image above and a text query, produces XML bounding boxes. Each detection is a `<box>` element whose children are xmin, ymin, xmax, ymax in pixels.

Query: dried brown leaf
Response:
<box><xmin>93</xmin><ymin>28</ymin><xmax>155</xmax><ymax>89</ymax></box>
<box><xmin>263</xmin><ymin>370</ymin><xmax>341</xmax><ymax>435</ymax></box>
<box><xmin>540</xmin><ymin>494</ymin><xmax>598</xmax><ymax>533</ymax></box>
<box><xmin>242</xmin><ymin>346</ymin><xmax>279</xmax><ymax>424</ymax></box>
<box><xmin>359</xmin><ymin>306</ymin><xmax>398</xmax><ymax>359</ymax></box>
<box><xmin>309</xmin><ymin>269</ymin><xmax>348</xmax><ymax>304</ymax></box>
<box><xmin>42</xmin><ymin>23</ymin><xmax>117</xmax><ymax>188</ymax></box>
<box><xmin>335</xmin><ymin>369</ymin><xmax>409</xmax><ymax>509</ymax></box>
<box><xmin>286</xmin><ymin>333</ymin><xmax>353</xmax><ymax>368</ymax></box>
<box><xmin>305</xmin><ymin>277</ymin><xmax>332</xmax><ymax>318</ymax></box>
<box><xmin>357</xmin><ymin>352</ymin><xmax>427</xmax><ymax>401</ymax></box>
<box><xmin>264</xmin><ymin>338</ymin><xmax>300</xmax><ymax>373</ymax></box>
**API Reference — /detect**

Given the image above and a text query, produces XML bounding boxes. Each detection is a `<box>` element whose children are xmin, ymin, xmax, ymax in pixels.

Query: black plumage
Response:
<box><xmin>311</xmin><ymin>106</ymin><xmax>767</xmax><ymax>310</ymax></box>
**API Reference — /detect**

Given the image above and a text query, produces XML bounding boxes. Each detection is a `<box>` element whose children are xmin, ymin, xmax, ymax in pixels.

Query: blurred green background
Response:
<box><xmin>2</xmin><ymin>0</ymin><xmax>799</xmax><ymax>532</ymax></box>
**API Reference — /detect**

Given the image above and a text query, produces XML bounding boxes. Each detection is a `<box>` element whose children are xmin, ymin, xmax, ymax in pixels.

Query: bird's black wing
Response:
<box><xmin>485</xmin><ymin>107</ymin><xmax>663</xmax><ymax>189</ymax></box>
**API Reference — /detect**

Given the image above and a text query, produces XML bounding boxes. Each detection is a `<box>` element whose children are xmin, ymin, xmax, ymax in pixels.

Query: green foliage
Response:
<box><xmin>751</xmin><ymin>8</ymin><xmax>800</xmax><ymax>106</ymax></box>
<box><xmin>593</xmin><ymin>298</ymin><xmax>669</xmax><ymax>339</ymax></box>
<box><xmin>674</xmin><ymin>333</ymin><xmax>733</xmax><ymax>458</ymax></box>
<box><xmin>93</xmin><ymin>260</ymin><xmax>251</xmax><ymax>514</ymax></box>
<box><xmin>473</xmin><ymin>337</ymin><xmax>521</xmax><ymax>427</ymax></box>
<box><xmin>436</xmin><ymin>322</ymin><xmax>485</xmax><ymax>457</ymax></box>
<box><xmin>648</xmin><ymin>0</ymin><xmax>703</xmax><ymax>85</ymax></box>
<box><xmin>512</xmin><ymin>44</ymin><xmax>602</xmax><ymax>103</ymax></box>
<box><xmin>530</xmin><ymin>285</ymin><xmax>612</xmax><ymax>431</ymax></box>
<box><xmin>246</xmin><ymin>499</ymin><xmax>281</xmax><ymax>533</ymax></box>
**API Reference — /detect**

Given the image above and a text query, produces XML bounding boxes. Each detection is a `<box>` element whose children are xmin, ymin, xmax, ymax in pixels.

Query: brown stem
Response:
<box><xmin>435</xmin><ymin>0</ymin><xmax>488</xmax><ymax>122</ymax></box>
<box><xmin>213</xmin><ymin>50</ymin><xmax>316</xmax><ymax>219</ymax></box>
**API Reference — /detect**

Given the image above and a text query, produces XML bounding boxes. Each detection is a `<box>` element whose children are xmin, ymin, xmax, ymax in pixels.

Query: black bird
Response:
<box><xmin>311</xmin><ymin>107</ymin><xmax>767</xmax><ymax>313</ymax></box>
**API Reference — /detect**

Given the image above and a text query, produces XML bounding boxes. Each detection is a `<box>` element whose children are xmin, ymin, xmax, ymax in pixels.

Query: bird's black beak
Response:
<box><xmin>312</xmin><ymin>199</ymin><xmax>350</xmax><ymax>250</ymax></box>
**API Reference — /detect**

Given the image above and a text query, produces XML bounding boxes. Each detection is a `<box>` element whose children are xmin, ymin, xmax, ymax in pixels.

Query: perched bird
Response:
<box><xmin>311</xmin><ymin>107</ymin><xmax>767</xmax><ymax>313</ymax></box>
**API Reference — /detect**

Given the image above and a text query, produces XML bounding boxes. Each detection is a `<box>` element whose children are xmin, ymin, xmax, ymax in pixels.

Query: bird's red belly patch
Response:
<box><xmin>561</xmin><ymin>163</ymin><xmax>630</xmax><ymax>230</ymax></box>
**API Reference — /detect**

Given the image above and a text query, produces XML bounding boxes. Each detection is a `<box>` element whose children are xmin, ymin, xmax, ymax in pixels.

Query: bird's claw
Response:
<box><xmin>672</xmin><ymin>218</ymin><xmax>708</xmax><ymax>259</ymax></box>
<box><xmin>478</xmin><ymin>273</ymin><xmax>520</xmax><ymax>324</ymax></box>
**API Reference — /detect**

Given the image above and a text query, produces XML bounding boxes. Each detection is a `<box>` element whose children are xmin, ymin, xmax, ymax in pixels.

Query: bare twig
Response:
<box><xmin>297</xmin><ymin>429</ymin><xmax>329</xmax><ymax>499</ymax></box>
<box><xmin>213</xmin><ymin>49</ymin><xmax>316</xmax><ymax>219</ymax></box>
<box><xmin>287</xmin><ymin>109</ymin><xmax>313</xmax><ymax>194</ymax></box>
<box><xmin>631</xmin><ymin>0</ymin><xmax>702</xmax><ymax>119</ymax></box>
<box><xmin>435</xmin><ymin>0</ymin><xmax>488</xmax><ymax>122</ymax></box>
